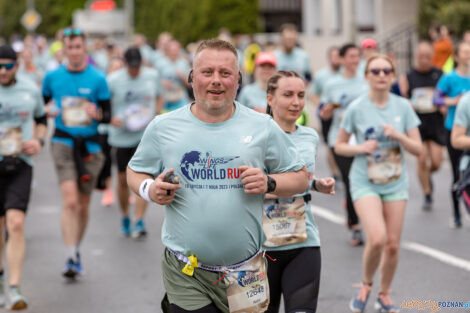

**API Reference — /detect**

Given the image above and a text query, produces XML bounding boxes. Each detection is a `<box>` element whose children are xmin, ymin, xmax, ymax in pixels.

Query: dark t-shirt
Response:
<box><xmin>406</xmin><ymin>67</ymin><xmax>443</xmax><ymax>95</ymax></box>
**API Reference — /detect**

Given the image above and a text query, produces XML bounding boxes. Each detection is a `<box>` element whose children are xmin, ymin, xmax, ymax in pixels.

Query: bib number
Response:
<box><xmin>0</xmin><ymin>127</ymin><xmax>22</xmax><ymax>157</ymax></box>
<box><xmin>62</xmin><ymin>96</ymin><xmax>92</xmax><ymax>127</ymax></box>
<box><xmin>411</xmin><ymin>87</ymin><xmax>436</xmax><ymax>113</ymax></box>
<box><xmin>125</xmin><ymin>104</ymin><xmax>152</xmax><ymax>131</ymax></box>
<box><xmin>366</xmin><ymin>147</ymin><xmax>402</xmax><ymax>184</ymax></box>
<box><xmin>263</xmin><ymin>197</ymin><xmax>307</xmax><ymax>247</ymax></box>
<box><xmin>226</xmin><ymin>253</ymin><xmax>270</xmax><ymax>313</ymax></box>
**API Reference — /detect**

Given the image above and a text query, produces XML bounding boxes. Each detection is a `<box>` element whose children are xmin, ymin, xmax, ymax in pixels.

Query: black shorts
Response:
<box><xmin>417</xmin><ymin>112</ymin><xmax>446</xmax><ymax>146</ymax></box>
<box><xmin>0</xmin><ymin>160</ymin><xmax>32</xmax><ymax>216</ymax></box>
<box><xmin>320</xmin><ymin>118</ymin><xmax>332</xmax><ymax>144</ymax></box>
<box><xmin>115</xmin><ymin>146</ymin><xmax>137</xmax><ymax>173</ymax></box>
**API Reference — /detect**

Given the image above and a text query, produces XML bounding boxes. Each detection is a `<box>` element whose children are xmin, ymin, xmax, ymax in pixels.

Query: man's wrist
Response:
<box><xmin>37</xmin><ymin>138</ymin><xmax>45</xmax><ymax>147</ymax></box>
<box><xmin>266</xmin><ymin>175</ymin><xmax>276</xmax><ymax>193</ymax></box>
<box><xmin>139</xmin><ymin>178</ymin><xmax>154</xmax><ymax>202</ymax></box>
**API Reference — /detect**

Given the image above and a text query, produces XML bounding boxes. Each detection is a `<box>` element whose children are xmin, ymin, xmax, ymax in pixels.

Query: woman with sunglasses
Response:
<box><xmin>335</xmin><ymin>55</ymin><xmax>422</xmax><ymax>313</ymax></box>
<box><xmin>264</xmin><ymin>70</ymin><xmax>335</xmax><ymax>313</ymax></box>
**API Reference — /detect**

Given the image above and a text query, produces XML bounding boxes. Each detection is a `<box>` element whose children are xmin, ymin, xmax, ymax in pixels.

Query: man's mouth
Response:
<box><xmin>208</xmin><ymin>90</ymin><xmax>224</xmax><ymax>95</ymax></box>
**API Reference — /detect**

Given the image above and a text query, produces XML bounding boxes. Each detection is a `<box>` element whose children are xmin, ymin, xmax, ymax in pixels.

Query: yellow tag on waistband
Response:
<box><xmin>182</xmin><ymin>255</ymin><xmax>198</xmax><ymax>276</ymax></box>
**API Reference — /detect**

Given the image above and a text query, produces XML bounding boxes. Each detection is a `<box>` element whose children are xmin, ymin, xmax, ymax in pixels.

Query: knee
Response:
<box><xmin>430</xmin><ymin>162</ymin><xmax>440</xmax><ymax>172</ymax></box>
<box><xmin>385</xmin><ymin>240</ymin><xmax>400</xmax><ymax>257</ymax></box>
<box><xmin>7</xmin><ymin>215</ymin><xmax>24</xmax><ymax>234</ymax></box>
<box><xmin>64</xmin><ymin>199</ymin><xmax>80</xmax><ymax>212</ymax></box>
<box><xmin>368</xmin><ymin>235</ymin><xmax>386</xmax><ymax>252</ymax></box>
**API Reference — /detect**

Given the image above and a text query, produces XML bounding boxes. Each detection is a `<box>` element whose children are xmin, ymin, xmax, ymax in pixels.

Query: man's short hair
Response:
<box><xmin>339</xmin><ymin>43</ymin><xmax>359</xmax><ymax>57</ymax></box>
<box><xmin>280</xmin><ymin>23</ymin><xmax>298</xmax><ymax>33</ymax></box>
<box><xmin>194</xmin><ymin>39</ymin><xmax>238</xmax><ymax>61</ymax></box>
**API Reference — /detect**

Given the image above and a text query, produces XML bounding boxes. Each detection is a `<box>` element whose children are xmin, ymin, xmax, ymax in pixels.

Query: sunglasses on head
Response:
<box><xmin>0</xmin><ymin>63</ymin><xmax>15</xmax><ymax>70</ymax></box>
<box><xmin>63</xmin><ymin>27</ymin><xmax>84</xmax><ymax>37</ymax></box>
<box><xmin>368</xmin><ymin>68</ymin><xmax>394</xmax><ymax>76</ymax></box>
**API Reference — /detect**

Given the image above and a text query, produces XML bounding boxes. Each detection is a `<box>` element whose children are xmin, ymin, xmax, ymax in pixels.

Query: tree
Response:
<box><xmin>418</xmin><ymin>0</ymin><xmax>470</xmax><ymax>39</ymax></box>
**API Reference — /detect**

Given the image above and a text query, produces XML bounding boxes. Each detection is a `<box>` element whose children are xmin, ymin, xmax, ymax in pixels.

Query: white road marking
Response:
<box><xmin>310</xmin><ymin>204</ymin><xmax>470</xmax><ymax>273</ymax></box>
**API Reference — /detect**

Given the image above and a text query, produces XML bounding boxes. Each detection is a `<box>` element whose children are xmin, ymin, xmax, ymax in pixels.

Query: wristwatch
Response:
<box><xmin>266</xmin><ymin>175</ymin><xmax>276</xmax><ymax>193</ymax></box>
<box><xmin>37</xmin><ymin>138</ymin><xmax>45</xmax><ymax>147</ymax></box>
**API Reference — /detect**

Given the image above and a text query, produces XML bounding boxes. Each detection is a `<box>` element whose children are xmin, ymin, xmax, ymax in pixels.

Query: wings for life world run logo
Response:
<box><xmin>237</xmin><ymin>270</ymin><xmax>265</xmax><ymax>287</ymax></box>
<box><xmin>179</xmin><ymin>151</ymin><xmax>244</xmax><ymax>190</ymax></box>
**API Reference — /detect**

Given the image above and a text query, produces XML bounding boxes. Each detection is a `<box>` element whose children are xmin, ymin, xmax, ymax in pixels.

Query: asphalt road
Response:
<box><xmin>10</xmin><ymin>137</ymin><xmax>470</xmax><ymax>313</ymax></box>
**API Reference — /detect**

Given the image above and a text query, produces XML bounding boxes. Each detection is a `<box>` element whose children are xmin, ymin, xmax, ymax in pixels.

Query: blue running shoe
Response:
<box><xmin>349</xmin><ymin>283</ymin><xmax>372</xmax><ymax>313</ymax></box>
<box><xmin>74</xmin><ymin>252</ymin><xmax>83</xmax><ymax>276</ymax></box>
<box><xmin>374</xmin><ymin>292</ymin><xmax>399</xmax><ymax>313</ymax></box>
<box><xmin>132</xmin><ymin>219</ymin><xmax>147</xmax><ymax>239</ymax></box>
<box><xmin>121</xmin><ymin>216</ymin><xmax>131</xmax><ymax>237</ymax></box>
<box><xmin>62</xmin><ymin>258</ymin><xmax>78</xmax><ymax>279</ymax></box>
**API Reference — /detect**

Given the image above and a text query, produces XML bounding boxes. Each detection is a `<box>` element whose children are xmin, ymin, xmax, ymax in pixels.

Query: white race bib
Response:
<box><xmin>0</xmin><ymin>127</ymin><xmax>22</xmax><ymax>157</ymax></box>
<box><xmin>125</xmin><ymin>104</ymin><xmax>152</xmax><ymax>131</ymax></box>
<box><xmin>366</xmin><ymin>147</ymin><xmax>402</xmax><ymax>184</ymax></box>
<box><xmin>62</xmin><ymin>96</ymin><xmax>92</xmax><ymax>127</ymax></box>
<box><xmin>411</xmin><ymin>87</ymin><xmax>437</xmax><ymax>113</ymax></box>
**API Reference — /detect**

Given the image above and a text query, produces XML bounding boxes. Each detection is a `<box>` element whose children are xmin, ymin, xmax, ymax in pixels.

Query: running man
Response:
<box><xmin>107</xmin><ymin>47</ymin><xmax>160</xmax><ymax>238</ymax></box>
<box><xmin>0</xmin><ymin>44</ymin><xmax>47</xmax><ymax>310</ymax></box>
<box><xmin>42</xmin><ymin>28</ymin><xmax>111</xmax><ymax>279</ymax></box>
<box><xmin>399</xmin><ymin>41</ymin><xmax>444</xmax><ymax>210</ymax></box>
<box><xmin>335</xmin><ymin>54</ymin><xmax>422</xmax><ymax>313</ymax></box>
<box><xmin>238</xmin><ymin>52</ymin><xmax>277</xmax><ymax>113</ymax></box>
<box><xmin>320</xmin><ymin>43</ymin><xmax>369</xmax><ymax>246</ymax></box>
<box><xmin>127</xmin><ymin>39</ymin><xmax>308</xmax><ymax>313</ymax></box>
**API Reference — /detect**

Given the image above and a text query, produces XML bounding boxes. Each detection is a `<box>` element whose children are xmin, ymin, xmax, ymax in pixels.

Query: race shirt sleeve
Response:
<box><xmin>264</xmin><ymin>119</ymin><xmax>304</xmax><ymax>174</ymax></box>
<box><xmin>339</xmin><ymin>103</ymin><xmax>356</xmax><ymax>135</ymax></box>
<box><xmin>33</xmin><ymin>86</ymin><xmax>46</xmax><ymax>118</ymax></box>
<box><xmin>436</xmin><ymin>74</ymin><xmax>450</xmax><ymax>95</ymax></box>
<box><xmin>97</xmin><ymin>75</ymin><xmax>111</xmax><ymax>101</ymax></box>
<box><xmin>402</xmin><ymin>98</ymin><xmax>421</xmax><ymax>131</ymax></box>
<box><xmin>127</xmin><ymin>118</ymin><xmax>163</xmax><ymax>176</ymax></box>
<box><xmin>454</xmin><ymin>93</ymin><xmax>470</xmax><ymax>128</ymax></box>
<box><xmin>42</xmin><ymin>72</ymin><xmax>52</xmax><ymax>98</ymax></box>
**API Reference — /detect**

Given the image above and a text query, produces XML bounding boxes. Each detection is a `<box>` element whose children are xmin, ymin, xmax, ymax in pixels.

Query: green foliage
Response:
<box><xmin>134</xmin><ymin>0</ymin><xmax>259</xmax><ymax>45</ymax></box>
<box><xmin>0</xmin><ymin>0</ymin><xmax>259</xmax><ymax>44</ymax></box>
<box><xmin>418</xmin><ymin>0</ymin><xmax>470</xmax><ymax>39</ymax></box>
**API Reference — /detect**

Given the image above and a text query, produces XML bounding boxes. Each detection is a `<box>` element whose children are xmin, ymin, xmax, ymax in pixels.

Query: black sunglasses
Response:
<box><xmin>368</xmin><ymin>68</ymin><xmax>394</xmax><ymax>76</ymax></box>
<box><xmin>0</xmin><ymin>63</ymin><xmax>15</xmax><ymax>70</ymax></box>
<box><xmin>63</xmin><ymin>27</ymin><xmax>84</xmax><ymax>37</ymax></box>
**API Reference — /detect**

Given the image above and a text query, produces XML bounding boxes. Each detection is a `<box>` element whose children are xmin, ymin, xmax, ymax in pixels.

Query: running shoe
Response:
<box><xmin>350</xmin><ymin>229</ymin><xmax>364</xmax><ymax>246</ymax></box>
<box><xmin>101</xmin><ymin>188</ymin><xmax>115</xmax><ymax>207</ymax></box>
<box><xmin>9</xmin><ymin>286</ymin><xmax>27</xmax><ymax>310</ymax></box>
<box><xmin>62</xmin><ymin>257</ymin><xmax>82</xmax><ymax>279</ymax></box>
<box><xmin>121</xmin><ymin>216</ymin><xmax>131</xmax><ymax>237</ymax></box>
<box><xmin>449</xmin><ymin>216</ymin><xmax>462</xmax><ymax>229</ymax></box>
<box><xmin>374</xmin><ymin>292</ymin><xmax>399</xmax><ymax>313</ymax></box>
<box><xmin>349</xmin><ymin>283</ymin><xmax>372</xmax><ymax>313</ymax></box>
<box><xmin>132</xmin><ymin>219</ymin><xmax>147</xmax><ymax>239</ymax></box>
<box><xmin>422</xmin><ymin>195</ymin><xmax>432</xmax><ymax>211</ymax></box>
<box><xmin>0</xmin><ymin>274</ymin><xmax>5</xmax><ymax>307</ymax></box>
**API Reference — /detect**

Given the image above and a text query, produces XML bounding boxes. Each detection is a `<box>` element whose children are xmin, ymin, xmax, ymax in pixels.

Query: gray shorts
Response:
<box><xmin>51</xmin><ymin>142</ymin><xmax>104</xmax><ymax>195</ymax></box>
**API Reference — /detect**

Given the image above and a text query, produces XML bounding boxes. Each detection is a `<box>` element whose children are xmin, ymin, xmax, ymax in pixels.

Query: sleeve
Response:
<box><xmin>264</xmin><ymin>119</ymin><xmax>305</xmax><ymax>174</ymax></box>
<box><xmin>97</xmin><ymin>75</ymin><xmax>111</xmax><ymax>101</ymax></box>
<box><xmin>42</xmin><ymin>72</ymin><xmax>52</xmax><ymax>98</ymax></box>
<box><xmin>33</xmin><ymin>87</ymin><xmax>46</xmax><ymax>118</ymax></box>
<box><xmin>436</xmin><ymin>74</ymin><xmax>449</xmax><ymax>95</ymax></box>
<box><xmin>340</xmin><ymin>104</ymin><xmax>355</xmax><ymax>134</ymax></box>
<box><xmin>320</xmin><ymin>83</ymin><xmax>330</xmax><ymax>104</ymax></box>
<box><xmin>127</xmin><ymin>118</ymin><xmax>164</xmax><ymax>176</ymax></box>
<box><xmin>403</xmin><ymin>100</ymin><xmax>421</xmax><ymax>131</ymax></box>
<box><xmin>454</xmin><ymin>94</ymin><xmax>470</xmax><ymax>128</ymax></box>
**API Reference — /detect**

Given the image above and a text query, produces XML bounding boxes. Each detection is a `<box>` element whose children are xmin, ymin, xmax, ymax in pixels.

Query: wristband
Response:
<box><xmin>139</xmin><ymin>178</ymin><xmax>154</xmax><ymax>202</ymax></box>
<box><xmin>312</xmin><ymin>179</ymin><xmax>319</xmax><ymax>192</ymax></box>
<box><xmin>37</xmin><ymin>138</ymin><xmax>45</xmax><ymax>147</ymax></box>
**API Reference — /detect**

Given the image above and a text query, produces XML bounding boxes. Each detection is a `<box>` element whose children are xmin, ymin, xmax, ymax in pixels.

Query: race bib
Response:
<box><xmin>0</xmin><ymin>127</ymin><xmax>22</xmax><ymax>157</ymax></box>
<box><xmin>164</xmin><ymin>85</ymin><xmax>185</xmax><ymax>103</ymax></box>
<box><xmin>411</xmin><ymin>87</ymin><xmax>436</xmax><ymax>113</ymax></box>
<box><xmin>226</xmin><ymin>253</ymin><xmax>269</xmax><ymax>313</ymax></box>
<box><xmin>62</xmin><ymin>96</ymin><xmax>92</xmax><ymax>127</ymax></box>
<box><xmin>125</xmin><ymin>104</ymin><xmax>152</xmax><ymax>132</ymax></box>
<box><xmin>263</xmin><ymin>197</ymin><xmax>307</xmax><ymax>247</ymax></box>
<box><xmin>366</xmin><ymin>147</ymin><xmax>402</xmax><ymax>184</ymax></box>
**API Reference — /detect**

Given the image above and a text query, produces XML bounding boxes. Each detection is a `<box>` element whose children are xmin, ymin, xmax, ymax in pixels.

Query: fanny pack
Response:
<box><xmin>0</xmin><ymin>156</ymin><xmax>24</xmax><ymax>175</ymax></box>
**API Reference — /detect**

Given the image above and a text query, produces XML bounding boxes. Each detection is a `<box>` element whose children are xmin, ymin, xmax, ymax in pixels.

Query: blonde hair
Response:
<box><xmin>364</xmin><ymin>53</ymin><xmax>395</xmax><ymax>75</ymax></box>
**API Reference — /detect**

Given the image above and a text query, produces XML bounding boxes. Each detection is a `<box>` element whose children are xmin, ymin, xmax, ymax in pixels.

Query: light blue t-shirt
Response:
<box><xmin>238</xmin><ymin>82</ymin><xmax>267</xmax><ymax>109</ymax></box>
<box><xmin>158</xmin><ymin>57</ymin><xmax>190</xmax><ymax>112</ymax></box>
<box><xmin>128</xmin><ymin>102</ymin><xmax>304</xmax><ymax>266</ymax></box>
<box><xmin>321</xmin><ymin>75</ymin><xmax>369</xmax><ymax>147</ymax></box>
<box><xmin>453</xmin><ymin>92</ymin><xmax>470</xmax><ymax>170</ymax></box>
<box><xmin>340</xmin><ymin>93</ymin><xmax>421</xmax><ymax>195</ymax></box>
<box><xmin>313</xmin><ymin>67</ymin><xmax>340</xmax><ymax>96</ymax></box>
<box><xmin>436</xmin><ymin>69</ymin><xmax>470</xmax><ymax>130</ymax></box>
<box><xmin>274</xmin><ymin>47</ymin><xmax>311</xmax><ymax>78</ymax></box>
<box><xmin>42</xmin><ymin>64</ymin><xmax>110</xmax><ymax>153</ymax></box>
<box><xmin>91</xmin><ymin>50</ymin><xmax>109</xmax><ymax>72</ymax></box>
<box><xmin>265</xmin><ymin>125</ymin><xmax>321</xmax><ymax>251</ymax></box>
<box><xmin>107</xmin><ymin>67</ymin><xmax>159</xmax><ymax>148</ymax></box>
<box><xmin>0</xmin><ymin>78</ymin><xmax>46</xmax><ymax>166</ymax></box>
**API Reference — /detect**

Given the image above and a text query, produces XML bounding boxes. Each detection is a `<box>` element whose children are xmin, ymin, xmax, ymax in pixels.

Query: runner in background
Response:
<box><xmin>399</xmin><ymin>41</ymin><xmax>444</xmax><ymax>210</ymax></box>
<box><xmin>264</xmin><ymin>70</ymin><xmax>335</xmax><ymax>313</ymax></box>
<box><xmin>320</xmin><ymin>43</ymin><xmax>368</xmax><ymax>246</ymax></box>
<box><xmin>238</xmin><ymin>52</ymin><xmax>277</xmax><ymax>113</ymax></box>
<box><xmin>335</xmin><ymin>54</ymin><xmax>422</xmax><ymax>313</ymax></box>
<box><xmin>434</xmin><ymin>42</ymin><xmax>470</xmax><ymax>228</ymax></box>
<box><xmin>357</xmin><ymin>38</ymin><xmax>378</xmax><ymax>78</ymax></box>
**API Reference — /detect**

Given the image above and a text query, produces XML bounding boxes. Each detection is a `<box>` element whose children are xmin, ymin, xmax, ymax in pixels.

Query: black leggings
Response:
<box><xmin>331</xmin><ymin>149</ymin><xmax>359</xmax><ymax>227</ymax></box>
<box><xmin>446</xmin><ymin>130</ymin><xmax>462</xmax><ymax>220</ymax></box>
<box><xmin>162</xmin><ymin>294</ymin><xmax>222</xmax><ymax>313</ymax></box>
<box><xmin>96</xmin><ymin>133</ymin><xmax>112</xmax><ymax>190</ymax></box>
<box><xmin>266</xmin><ymin>247</ymin><xmax>321</xmax><ymax>313</ymax></box>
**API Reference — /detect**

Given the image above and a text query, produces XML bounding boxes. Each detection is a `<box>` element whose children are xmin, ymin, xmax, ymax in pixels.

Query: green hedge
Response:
<box><xmin>418</xmin><ymin>0</ymin><xmax>470</xmax><ymax>39</ymax></box>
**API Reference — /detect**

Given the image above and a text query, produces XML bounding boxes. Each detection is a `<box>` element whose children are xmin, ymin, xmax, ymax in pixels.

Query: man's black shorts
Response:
<box><xmin>417</xmin><ymin>112</ymin><xmax>446</xmax><ymax>146</ymax></box>
<box><xmin>115</xmin><ymin>146</ymin><xmax>138</xmax><ymax>173</ymax></box>
<box><xmin>0</xmin><ymin>160</ymin><xmax>32</xmax><ymax>216</ymax></box>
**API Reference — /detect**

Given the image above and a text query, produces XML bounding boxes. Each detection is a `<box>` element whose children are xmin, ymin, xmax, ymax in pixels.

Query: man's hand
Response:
<box><xmin>22</xmin><ymin>139</ymin><xmax>41</xmax><ymax>156</ymax></box>
<box><xmin>239</xmin><ymin>165</ymin><xmax>268</xmax><ymax>194</ymax></box>
<box><xmin>149</xmin><ymin>169</ymin><xmax>181</xmax><ymax>205</ymax></box>
<box><xmin>319</xmin><ymin>103</ymin><xmax>335</xmax><ymax>120</ymax></box>
<box><xmin>315</xmin><ymin>177</ymin><xmax>335</xmax><ymax>195</ymax></box>
<box><xmin>45</xmin><ymin>101</ymin><xmax>60</xmax><ymax>117</ymax></box>
<box><xmin>361</xmin><ymin>139</ymin><xmax>378</xmax><ymax>154</ymax></box>
<box><xmin>84</xmin><ymin>102</ymin><xmax>101</xmax><ymax>121</ymax></box>
<box><xmin>382</xmin><ymin>124</ymin><xmax>403</xmax><ymax>141</ymax></box>
<box><xmin>111</xmin><ymin>117</ymin><xmax>124</xmax><ymax>128</ymax></box>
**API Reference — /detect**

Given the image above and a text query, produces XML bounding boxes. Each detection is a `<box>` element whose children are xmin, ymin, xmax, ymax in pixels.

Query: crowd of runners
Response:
<box><xmin>0</xmin><ymin>22</ymin><xmax>469</xmax><ymax>313</ymax></box>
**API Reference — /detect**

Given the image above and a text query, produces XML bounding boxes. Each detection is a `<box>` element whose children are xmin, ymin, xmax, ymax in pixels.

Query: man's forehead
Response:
<box><xmin>194</xmin><ymin>49</ymin><xmax>238</xmax><ymax>69</ymax></box>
